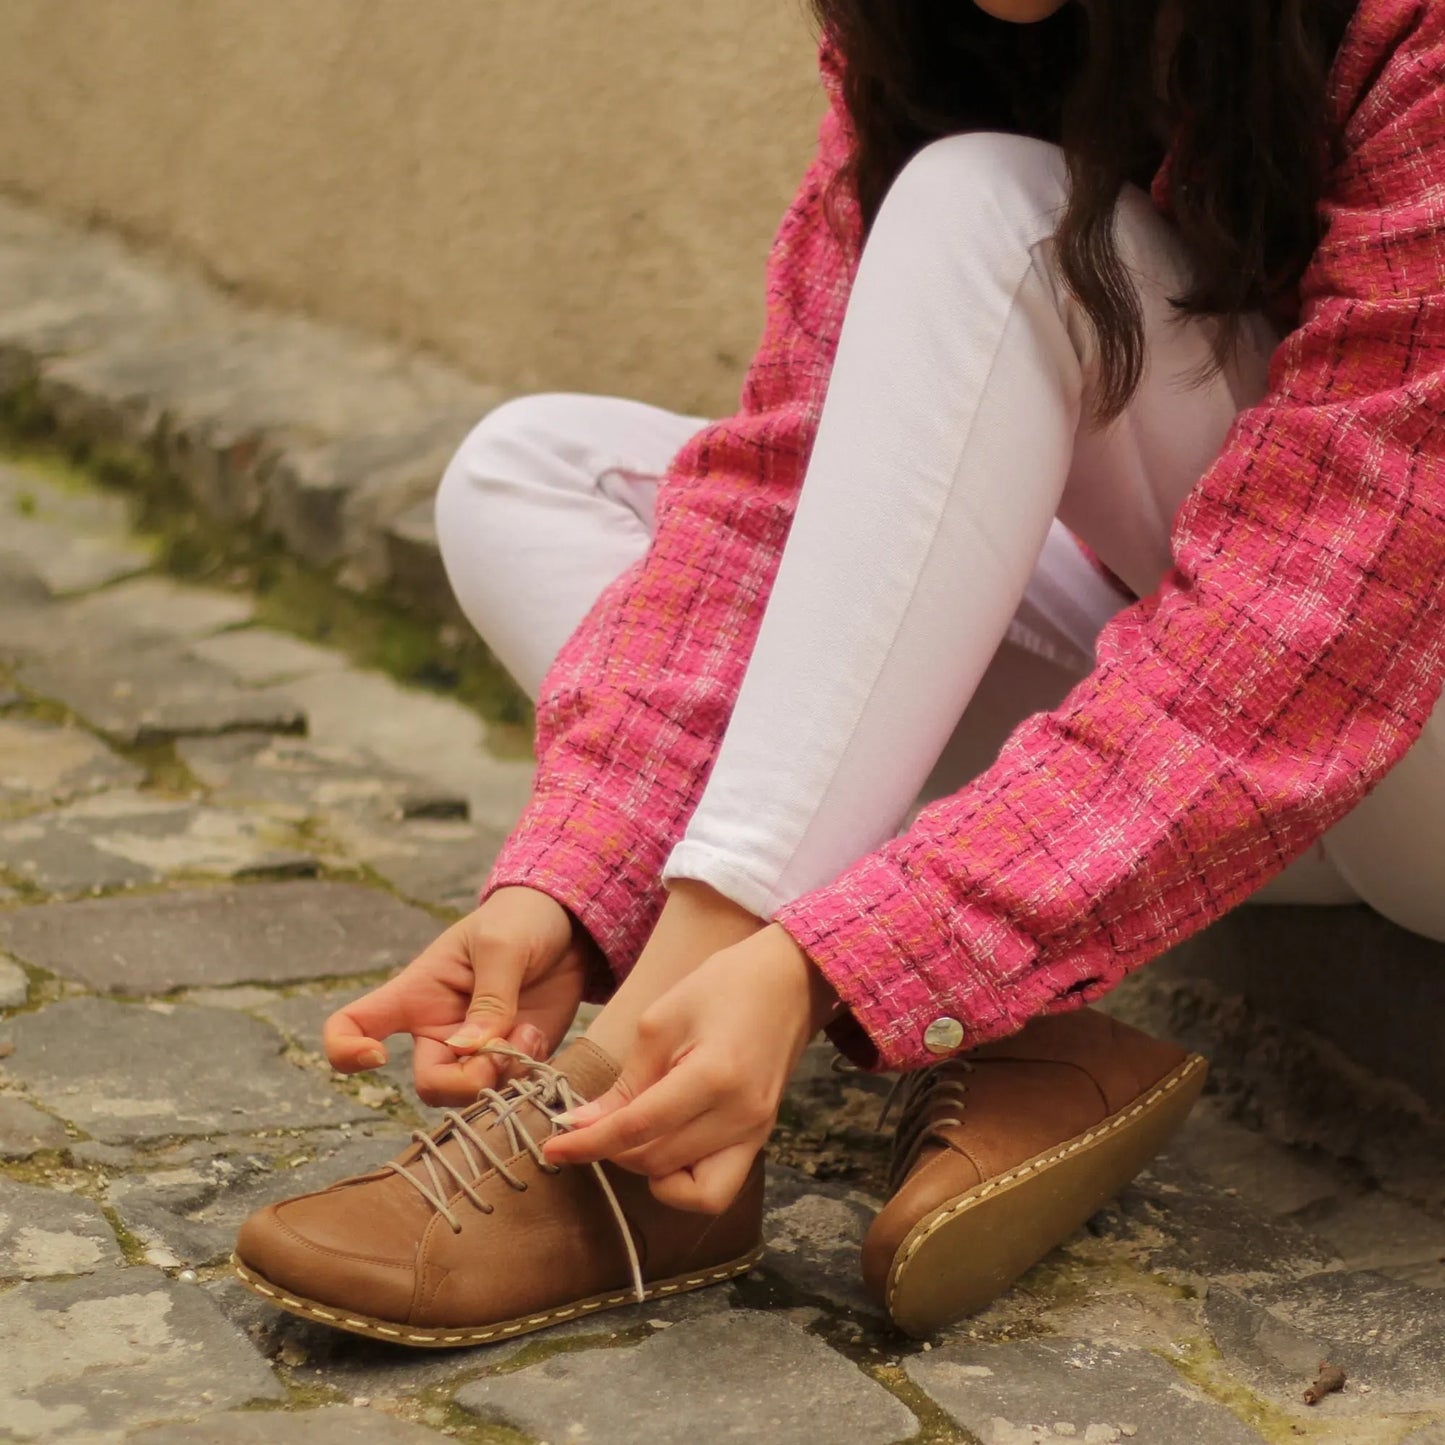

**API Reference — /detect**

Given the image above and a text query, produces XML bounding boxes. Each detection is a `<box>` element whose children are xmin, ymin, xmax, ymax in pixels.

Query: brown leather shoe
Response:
<box><xmin>862</xmin><ymin>1007</ymin><xmax>1206</xmax><ymax>1336</ymax></box>
<box><xmin>232</xmin><ymin>1038</ymin><xmax>764</xmax><ymax>1348</ymax></box>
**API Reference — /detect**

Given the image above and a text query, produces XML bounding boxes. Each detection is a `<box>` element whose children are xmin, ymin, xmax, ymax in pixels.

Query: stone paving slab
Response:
<box><xmin>0</xmin><ymin>462</ymin><xmax>152</xmax><ymax>597</ymax></box>
<box><xmin>1289</xmin><ymin>1189</ymin><xmax>1445</xmax><ymax>1292</ymax></box>
<box><xmin>1165</xmin><ymin>1104</ymin><xmax>1445</xmax><ymax>1295</ymax></box>
<box><xmin>187</xmin><ymin>629</ymin><xmax>349</xmax><ymax>686</ymax></box>
<box><xmin>253</xmin><ymin>987</ymin><xmax>427</xmax><ymax>1118</ymax></box>
<box><xmin>126</xmin><ymin>1406</ymin><xmax>455</xmax><ymax>1444</ymax></box>
<box><xmin>1403</xmin><ymin>1424</ymin><xmax>1445</xmax><ymax>1444</ymax></box>
<box><xmin>0</xmin><ymin>1094</ymin><xmax>69</xmax><ymax>1159</ymax></box>
<box><xmin>174</xmin><ymin>733</ymin><xmax>497</xmax><ymax>908</ymax></box>
<box><xmin>456</xmin><ymin>1309</ymin><xmax>919</xmax><ymax>1445</ymax></box>
<box><xmin>0</xmin><ymin>954</ymin><xmax>29</xmax><ymax>1007</ymax></box>
<box><xmin>0</xmin><ymin>512</ymin><xmax>151</xmax><ymax>597</ymax></box>
<box><xmin>262</xmin><ymin>403</ymin><xmax>488</xmax><ymax>583</ymax></box>
<box><xmin>42</xmin><ymin>321</ymin><xmax>490</xmax><ymax>540</ymax></box>
<box><xmin>256</xmin><ymin>669</ymin><xmax>533</xmax><ymax>832</ymax></box>
<box><xmin>0</xmin><ymin>194</ymin><xmax>232</xmax><ymax>362</ymax></box>
<box><xmin>323</xmin><ymin>813</ymin><xmax>498</xmax><ymax>913</ymax></box>
<box><xmin>763</xmin><ymin>1162</ymin><xmax>880</xmax><ymax>1318</ymax></box>
<box><xmin>0</xmin><ymin>1266</ymin><xmax>286</xmax><ymax>1442</ymax></box>
<box><xmin>1165</xmin><ymin>1107</ymin><xmax>1344</xmax><ymax>1219</ymax></box>
<box><xmin>0</xmin><ymin>790</ymin><xmax>317</xmax><ymax>895</ymax></box>
<box><xmin>2</xmin><ymin>997</ymin><xmax>372</xmax><ymax>1142</ymax></box>
<box><xmin>0</xmin><ymin>554</ymin><xmax>50</xmax><ymax>622</ymax></box>
<box><xmin>0</xmin><ymin>717</ymin><xmax>143</xmax><ymax>811</ymax></box>
<box><xmin>0</xmin><ymin>881</ymin><xmax>439</xmax><ymax>994</ymax></box>
<box><xmin>0</xmin><ymin>1176</ymin><xmax>124</xmax><ymax>1280</ymax></box>
<box><xmin>67</xmin><ymin>578</ymin><xmax>257</xmax><ymax>641</ymax></box>
<box><xmin>17</xmin><ymin>641</ymin><xmax>306</xmax><ymax>748</ymax></box>
<box><xmin>1086</xmin><ymin>1153</ymin><xmax>1339</xmax><ymax>1286</ymax></box>
<box><xmin>908</xmin><ymin>1336</ymin><xmax>1265</xmax><ymax>1444</ymax></box>
<box><xmin>0</xmin><ymin>575</ymin><xmax>256</xmax><ymax>661</ymax></box>
<box><xmin>176</xmin><ymin>733</ymin><xmax>469</xmax><ymax>823</ymax></box>
<box><xmin>1206</xmin><ymin>1270</ymin><xmax>1445</xmax><ymax>1413</ymax></box>
<box><xmin>0</xmin><ymin>194</ymin><xmax>496</xmax><ymax>593</ymax></box>
<box><xmin>0</xmin><ymin>459</ymin><xmax>133</xmax><ymax>534</ymax></box>
<box><xmin>64</xmin><ymin>1121</ymin><xmax>402</xmax><ymax>1182</ymax></box>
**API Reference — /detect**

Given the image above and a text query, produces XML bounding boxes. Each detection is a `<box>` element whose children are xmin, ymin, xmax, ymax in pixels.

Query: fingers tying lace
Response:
<box><xmin>385</xmin><ymin>1043</ymin><xmax>646</xmax><ymax>1303</ymax></box>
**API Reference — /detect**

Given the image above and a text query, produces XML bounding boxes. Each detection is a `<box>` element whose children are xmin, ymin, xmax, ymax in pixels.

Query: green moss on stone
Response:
<box><xmin>862</xmin><ymin>1361</ymin><xmax>981</xmax><ymax>1445</ymax></box>
<box><xmin>0</xmin><ymin>1152</ymin><xmax>76</xmax><ymax>1188</ymax></box>
<box><xmin>0</xmin><ymin>377</ymin><xmax>51</xmax><ymax>442</ymax></box>
<box><xmin>99</xmin><ymin>1206</ymin><xmax>153</xmax><ymax>1267</ymax></box>
<box><xmin>1155</xmin><ymin>1334</ymin><xmax>1307</xmax><ymax>1445</ymax></box>
<box><xmin>480</xmin><ymin>1321</ymin><xmax>653</xmax><ymax>1378</ymax></box>
<box><xmin>118</xmin><ymin>738</ymin><xmax>206</xmax><ymax>798</ymax></box>
<box><xmin>429</xmin><ymin>1400</ymin><xmax>540</xmax><ymax>1444</ymax></box>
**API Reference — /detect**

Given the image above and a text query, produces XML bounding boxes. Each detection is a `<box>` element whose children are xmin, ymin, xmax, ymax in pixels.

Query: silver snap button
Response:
<box><xmin>923</xmin><ymin>1017</ymin><xmax>965</xmax><ymax>1055</ymax></box>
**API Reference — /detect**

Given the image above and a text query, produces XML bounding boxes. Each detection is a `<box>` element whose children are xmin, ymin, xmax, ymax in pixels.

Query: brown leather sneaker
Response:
<box><xmin>862</xmin><ymin>1007</ymin><xmax>1206</xmax><ymax>1336</ymax></box>
<box><xmin>232</xmin><ymin>1038</ymin><xmax>764</xmax><ymax>1348</ymax></box>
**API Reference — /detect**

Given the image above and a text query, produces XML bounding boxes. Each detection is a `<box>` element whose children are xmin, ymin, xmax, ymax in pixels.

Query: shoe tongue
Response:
<box><xmin>549</xmin><ymin>1036</ymin><xmax>622</xmax><ymax>1103</ymax></box>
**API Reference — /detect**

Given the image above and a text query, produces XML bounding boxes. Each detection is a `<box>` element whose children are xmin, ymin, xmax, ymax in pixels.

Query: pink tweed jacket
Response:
<box><xmin>485</xmin><ymin>0</ymin><xmax>1445</xmax><ymax>1073</ymax></box>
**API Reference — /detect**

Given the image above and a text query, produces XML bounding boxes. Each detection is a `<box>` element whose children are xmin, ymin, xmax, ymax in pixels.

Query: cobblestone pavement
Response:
<box><xmin>0</xmin><ymin>454</ymin><xmax>1442</xmax><ymax>1445</ymax></box>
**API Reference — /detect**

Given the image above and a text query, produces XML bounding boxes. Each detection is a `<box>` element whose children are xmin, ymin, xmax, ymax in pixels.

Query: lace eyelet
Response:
<box><xmin>385</xmin><ymin>1046</ymin><xmax>645</xmax><ymax>1304</ymax></box>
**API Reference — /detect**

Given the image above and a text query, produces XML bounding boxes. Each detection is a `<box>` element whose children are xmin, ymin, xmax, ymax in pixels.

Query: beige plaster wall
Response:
<box><xmin>0</xmin><ymin>0</ymin><xmax>824</xmax><ymax>416</ymax></box>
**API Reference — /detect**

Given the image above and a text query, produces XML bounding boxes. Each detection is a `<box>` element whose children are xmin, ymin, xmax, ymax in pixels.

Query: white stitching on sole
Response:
<box><xmin>886</xmin><ymin>1054</ymin><xmax>1207</xmax><ymax>1314</ymax></box>
<box><xmin>231</xmin><ymin>1248</ymin><xmax>764</xmax><ymax>1347</ymax></box>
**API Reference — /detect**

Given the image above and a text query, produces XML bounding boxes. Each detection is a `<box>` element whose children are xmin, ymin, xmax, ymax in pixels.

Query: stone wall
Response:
<box><xmin>0</xmin><ymin>0</ymin><xmax>823</xmax><ymax>417</ymax></box>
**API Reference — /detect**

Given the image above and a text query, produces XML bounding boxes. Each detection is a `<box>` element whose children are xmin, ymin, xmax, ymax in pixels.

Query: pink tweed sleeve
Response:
<box><xmin>775</xmin><ymin>0</ymin><xmax>1445</xmax><ymax>1071</ymax></box>
<box><xmin>481</xmin><ymin>45</ymin><xmax>860</xmax><ymax>981</ymax></box>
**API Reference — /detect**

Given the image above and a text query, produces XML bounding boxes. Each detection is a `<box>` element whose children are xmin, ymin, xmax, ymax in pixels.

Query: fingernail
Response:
<box><xmin>552</xmin><ymin>1111</ymin><xmax>579</xmax><ymax>1129</ymax></box>
<box><xmin>445</xmin><ymin>1030</ymin><xmax>482</xmax><ymax>1051</ymax></box>
<box><xmin>359</xmin><ymin>1048</ymin><xmax>386</xmax><ymax>1069</ymax></box>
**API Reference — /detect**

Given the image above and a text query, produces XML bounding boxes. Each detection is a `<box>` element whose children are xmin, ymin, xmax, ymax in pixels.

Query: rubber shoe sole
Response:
<box><xmin>231</xmin><ymin>1245</ymin><xmax>764</xmax><ymax>1349</ymax></box>
<box><xmin>883</xmin><ymin>1053</ymin><xmax>1208</xmax><ymax>1336</ymax></box>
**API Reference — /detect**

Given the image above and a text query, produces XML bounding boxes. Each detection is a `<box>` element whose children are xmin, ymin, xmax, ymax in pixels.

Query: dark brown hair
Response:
<box><xmin>810</xmin><ymin>0</ymin><xmax>1358</xmax><ymax>421</ymax></box>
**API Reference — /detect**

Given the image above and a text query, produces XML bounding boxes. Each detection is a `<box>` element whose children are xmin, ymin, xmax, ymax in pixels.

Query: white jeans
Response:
<box><xmin>438</xmin><ymin>132</ymin><xmax>1445</xmax><ymax>942</ymax></box>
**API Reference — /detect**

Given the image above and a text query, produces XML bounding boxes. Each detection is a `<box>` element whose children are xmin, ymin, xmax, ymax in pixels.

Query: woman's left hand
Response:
<box><xmin>542</xmin><ymin>923</ymin><xmax>838</xmax><ymax>1213</ymax></box>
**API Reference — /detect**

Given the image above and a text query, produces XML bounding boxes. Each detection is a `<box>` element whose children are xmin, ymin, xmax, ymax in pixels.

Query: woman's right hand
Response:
<box><xmin>322</xmin><ymin>886</ymin><xmax>596</xmax><ymax>1106</ymax></box>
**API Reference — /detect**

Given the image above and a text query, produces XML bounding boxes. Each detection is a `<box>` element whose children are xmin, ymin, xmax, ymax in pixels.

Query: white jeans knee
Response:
<box><xmin>436</xmin><ymin>393</ymin><xmax>704</xmax><ymax>697</ymax></box>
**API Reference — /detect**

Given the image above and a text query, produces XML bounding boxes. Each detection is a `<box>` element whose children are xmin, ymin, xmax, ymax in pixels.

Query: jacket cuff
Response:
<box><xmin>481</xmin><ymin>788</ymin><xmax>668</xmax><ymax>997</ymax></box>
<box><xmin>771</xmin><ymin>851</ymin><xmax>1047</xmax><ymax>1073</ymax></box>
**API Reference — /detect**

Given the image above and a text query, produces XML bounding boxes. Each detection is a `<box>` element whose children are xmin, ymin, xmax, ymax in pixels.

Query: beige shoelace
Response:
<box><xmin>385</xmin><ymin>1043</ymin><xmax>646</xmax><ymax>1303</ymax></box>
<box><xmin>878</xmin><ymin>1059</ymin><xmax>975</xmax><ymax>1194</ymax></box>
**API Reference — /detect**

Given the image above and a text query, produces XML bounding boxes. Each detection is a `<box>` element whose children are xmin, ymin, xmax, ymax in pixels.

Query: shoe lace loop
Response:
<box><xmin>878</xmin><ymin>1060</ymin><xmax>974</xmax><ymax>1195</ymax></box>
<box><xmin>385</xmin><ymin>1043</ymin><xmax>646</xmax><ymax>1303</ymax></box>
